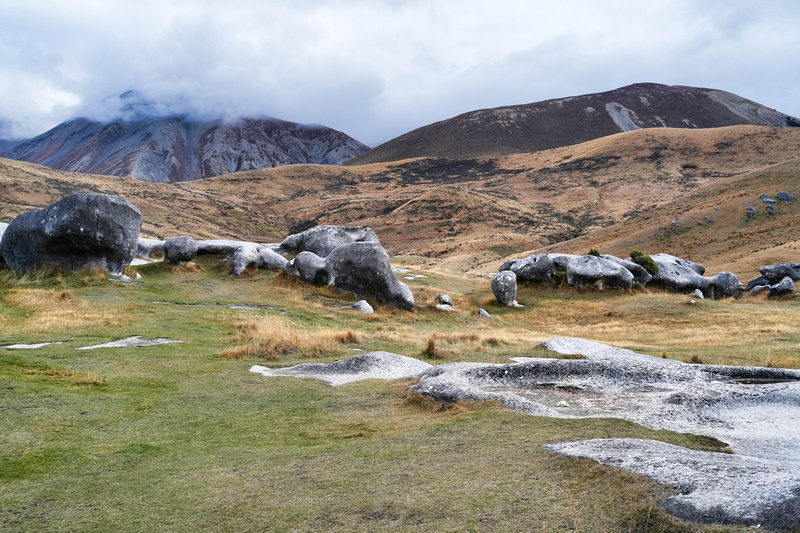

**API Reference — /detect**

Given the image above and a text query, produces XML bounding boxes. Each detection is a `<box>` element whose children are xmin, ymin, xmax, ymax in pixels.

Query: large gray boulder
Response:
<box><xmin>605</xmin><ymin>254</ymin><xmax>653</xmax><ymax>285</ymax></box>
<box><xmin>325</xmin><ymin>242</ymin><xmax>414</xmax><ymax>310</ymax></box>
<box><xmin>548</xmin><ymin>253</ymin><xmax>581</xmax><ymax>271</ymax></box>
<box><xmin>650</xmin><ymin>255</ymin><xmax>740</xmax><ymax>299</ymax></box>
<box><xmin>285</xmin><ymin>251</ymin><xmax>329</xmax><ymax>285</ymax></box>
<box><xmin>163</xmin><ymin>236</ymin><xmax>197</xmax><ymax>265</ymax></box>
<box><xmin>768</xmin><ymin>276</ymin><xmax>794</xmax><ymax>297</ymax></box>
<box><xmin>0</xmin><ymin>193</ymin><xmax>142</xmax><ymax>275</ymax></box>
<box><xmin>566</xmin><ymin>256</ymin><xmax>635</xmax><ymax>289</ymax></box>
<box><xmin>280</xmin><ymin>225</ymin><xmax>380</xmax><ymax>258</ymax></box>
<box><xmin>760</xmin><ymin>262</ymin><xmax>800</xmax><ymax>284</ymax></box>
<box><xmin>500</xmin><ymin>254</ymin><xmax>555</xmax><ymax>282</ymax></box>
<box><xmin>491</xmin><ymin>270</ymin><xmax>520</xmax><ymax>307</ymax></box>
<box><xmin>651</xmin><ymin>253</ymin><xmax>705</xmax><ymax>275</ymax></box>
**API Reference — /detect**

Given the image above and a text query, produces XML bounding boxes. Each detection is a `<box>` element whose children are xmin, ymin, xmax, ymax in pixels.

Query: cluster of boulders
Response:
<box><xmin>493</xmin><ymin>251</ymin><xmax>744</xmax><ymax>305</ymax></box>
<box><xmin>745</xmin><ymin>263</ymin><xmax>800</xmax><ymax>297</ymax></box>
<box><xmin>0</xmin><ymin>193</ymin><xmax>415</xmax><ymax>311</ymax></box>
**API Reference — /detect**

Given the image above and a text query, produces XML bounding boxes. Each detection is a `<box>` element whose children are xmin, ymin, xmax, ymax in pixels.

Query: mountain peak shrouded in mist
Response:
<box><xmin>347</xmin><ymin>83</ymin><xmax>800</xmax><ymax>165</ymax></box>
<box><xmin>1</xmin><ymin>91</ymin><xmax>370</xmax><ymax>182</ymax></box>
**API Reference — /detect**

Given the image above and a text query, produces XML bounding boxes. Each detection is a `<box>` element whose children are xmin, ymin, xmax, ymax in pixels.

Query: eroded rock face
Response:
<box><xmin>325</xmin><ymin>242</ymin><xmax>414</xmax><ymax>310</ymax></box>
<box><xmin>163</xmin><ymin>236</ymin><xmax>197</xmax><ymax>265</ymax></box>
<box><xmin>760</xmin><ymin>262</ymin><xmax>800</xmax><ymax>284</ymax></box>
<box><xmin>0</xmin><ymin>193</ymin><xmax>142</xmax><ymax>275</ymax></box>
<box><xmin>280</xmin><ymin>225</ymin><xmax>380</xmax><ymax>258</ymax></box>
<box><xmin>491</xmin><ymin>270</ymin><xmax>519</xmax><ymax>306</ymax></box>
<box><xmin>286</xmin><ymin>251</ymin><xmax>329</xmax><ymax>285</ymax></box>
<box><xmin>500</xmin><ymin>254</ymin><xmax>555</xmax><ymax>282</ymax></box>
<box><xmin>566</xmin><ymin>255</ymin><xmax>634</xmax><ymax>289</ymax></box>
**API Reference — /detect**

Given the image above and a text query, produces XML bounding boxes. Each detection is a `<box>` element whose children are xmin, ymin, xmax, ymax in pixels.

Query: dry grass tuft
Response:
<box><xmin>222</xmin><ymin>314</ymin><xmax>363</xmax><ymax>360</ymax></box>
<box><xmin>164</xmin><ymin>263</ymin><xmax>204</xmax><ymax>274</ymax></box>
<box><xmin>399</xmin><ymin>386</ymin><xmax>498</xmax><ymax>414</ymax></box>
<box><xmin>4</xmin><ymin>289</ymin><xmax>129</xmax><ymax>333</ymax></box>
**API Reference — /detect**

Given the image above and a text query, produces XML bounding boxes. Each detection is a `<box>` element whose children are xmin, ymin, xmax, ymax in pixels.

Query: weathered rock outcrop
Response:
<box><xmin>0</xmin><ymin>193</ymin><xmax>142</xmax><ymax>275</ymax></box>
<box><xmin>280</xmin><ymin>225</ymin><xmax>380</xmax><ymax>258</ymax></box>
<box><xmin>326</xmin><ymin>242</ymin><xmax>414</xmax><ymax>310</ymax></box>
<box><xmin>491</xmin><ymin>271</ymin><xmax>520</xmax><ymax>307</ymax></box>
<box><xmin>760</xmin><ymin>262</ymin><xmax>800</xmax><ymax>284</ymax></box>
<box><xmin>566</xmin><ymin>256</ymin><xmax>635</xmax><ymax>289</ymax></box>
<box><xmin>499</xmin><ymin>254</ymin><xmax>555</xmax><ymax>282</ymax></box>
<box><xmin>768</xmin><ymin>276</ymin><xmax>794</xmax><ymax>297</ymax></box>
<box><xmin>649</xmin><ymin>255</ymin><xmax>740</xmax><ymax>299</ymax></box>
<box><xmin>163</xmin><ymin>236</ymin><xmax>197</xmax><ymax>265</ymax></box>
<box><xmin>282</xmin><ymin>241</ymin><xmax>414</xmax><ymax>310</ymax></box>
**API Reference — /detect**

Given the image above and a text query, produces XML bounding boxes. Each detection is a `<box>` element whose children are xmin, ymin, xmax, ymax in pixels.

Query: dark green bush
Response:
<box><xmin>629</xmin><ymin>250</ymin><xmax>659</xmax><ymax>276</ymax></box>
<box><xmin>587</xmin><ymin>247</ymin><xmax>601</xmax><ymax>257</ymax></box>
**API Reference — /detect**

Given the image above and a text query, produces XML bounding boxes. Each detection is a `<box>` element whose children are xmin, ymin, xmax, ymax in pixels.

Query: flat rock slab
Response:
<box><xmin>411</xmin><ymin>337</ymin><xmax>800</xmax><ymax>529</ymax></box>
<box><xmin>250</xmin><ymin>351</ymin><xmax>432</xmax><ymax>386</ymax></box>
<box><xmin>3</xmin><ymin>342</ymin><xmax>63</xmax><ymax>349</ymax></box>
<box><xmin>546</xmin><ymin>438</ymin><xmax>800</xmax><ymax>530</ymax></box>
<box><xmin>78</xmin><ymin>336</ymin><xmax>183</xmax><ymax>350</ymax></box>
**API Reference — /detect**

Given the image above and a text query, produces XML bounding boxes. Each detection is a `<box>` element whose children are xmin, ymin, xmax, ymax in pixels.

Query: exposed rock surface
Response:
<box><xmin>410</xmin><ymin>337</ymin><xmax>800</xmax><ymax>529</ymax></box>
<box><xmin>280</xmin><ymin>225</ymin><xmax>380</xmax><ymax>258</ymax></box>
<box><xmin>350</xmin><ymin>300</ymin><xmax>374</xmax><ymax>314</ymax></box>
<box><xmin>163</xmin><ymin>236</ymin><xmax>197</xmax><ymax>265</ymax></box>
<box><xmin>566</xmin><ymin>255</ymin><xmax>634</xmax><ymax>289</ymax></box>
<box><xmin>760</xmin><ymin>262</ymin><xmax>800</xmax><ymax>284</ymax></box>
<box><xmin>249</xmin><ymin>351</ymin><xmax>432</xmax><ymax>386</ymax></box>
<box><xmin>0</xmin><ymin>193</ymin><xmax>142</xmax><ymax>275</ymax></box>
<box><xmin>325</xmin><ymin>242</ymin><xmax>414</xmax><ymax>310</ymax></box>
<box><xmin>491</xmin><ymin>271</ymin><xmax>520</xmax><ymax>306</ymax></box>
<box><xmin>3</xmin><ymin>111</ymin><xmax>369</xmax><ymax>182</ymax></box>
<box><xmin>768</xmin><ymin>276</ymin><xmax>794</xmax><ymax>297</ymax></box>
<box><xmin>435</xmin><ymin>294</ymin><xmax>453</xmax><ymax>306</ymax></box>
<box><xmin>499</xmin><ymin>254</ymin><xmax>555</xmax><ymax>282</ymax></box>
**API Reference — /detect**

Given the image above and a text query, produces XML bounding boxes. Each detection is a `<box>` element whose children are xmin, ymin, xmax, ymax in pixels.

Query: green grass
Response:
<box><xmin>1</xmin><ymin>257</ymin><xmax>794</xmax><ymax>531</ymax></box>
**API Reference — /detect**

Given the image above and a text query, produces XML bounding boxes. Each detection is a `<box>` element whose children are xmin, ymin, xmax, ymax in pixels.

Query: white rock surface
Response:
<box><xmin>250</xmin><ymin>351</ymin><xmax>432</xmax><ymax>386</ymax></box>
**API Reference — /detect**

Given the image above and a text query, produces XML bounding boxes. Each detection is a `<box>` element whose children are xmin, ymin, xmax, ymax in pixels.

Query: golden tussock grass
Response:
<box><xmin>4</xmin><ymin>289</ymin><xmax>129</xmax><ymax>333</ymax></box>
<box><xmin>222</xmin><ymin>314</ymin><xmax>363</xmax><ymax>360</ymax></box>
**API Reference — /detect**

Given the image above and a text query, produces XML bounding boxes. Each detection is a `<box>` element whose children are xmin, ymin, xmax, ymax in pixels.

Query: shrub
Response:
<box><xmin>587</xmin><ymin>247</ymin><xmax>601</xmax><ymax>257</ymax></box>
<box><xmin>629</xmin><ymin>250</ymin><xmax>659</xmax><ymax>276</ymax></box>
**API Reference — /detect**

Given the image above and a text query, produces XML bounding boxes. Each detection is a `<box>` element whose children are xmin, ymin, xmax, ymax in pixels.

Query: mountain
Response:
<box><xmin>347</xmin><ymin>83</ymin><xmax>800</xmax><ymax>165</ymax></box>
<box><xmin>1</xmin><ymin>109</ymin><xmax>369</xmax><ymax>182</ymax></box>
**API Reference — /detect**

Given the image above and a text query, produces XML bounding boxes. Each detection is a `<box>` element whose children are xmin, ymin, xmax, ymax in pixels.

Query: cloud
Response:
<box><xmin>0</xmin><ymin>0</ymin><xmax>799</xmax><ymax>146</ymax></box>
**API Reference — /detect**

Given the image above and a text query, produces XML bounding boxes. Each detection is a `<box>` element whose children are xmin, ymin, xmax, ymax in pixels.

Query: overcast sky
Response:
<box><xmin>1</xmin><ymin>0</ymin><xmax>799</xmax><ymax>147</ymax></box>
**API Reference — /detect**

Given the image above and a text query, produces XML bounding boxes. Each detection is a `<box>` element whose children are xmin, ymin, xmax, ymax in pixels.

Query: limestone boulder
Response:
<box><xmin>280</xmin><ymin>225</ymin><xmax>380</xmax><ymax>258</ymax></box>
<box><xmin>435</xmin><ymin>294</ymin><xmax>453</xmax><ymax>306</ymax></box>
<box><xmin>768</xmin><ymin>276</ymin><xmax>794</xmax><ymax>297</ymax></box>
<box><xmin>548</xmin><ymin>253</ymin><xmax>581</xmax><ymax>271</ymax></box>
<box><xmin>500</xmin><ymin>254</ymin><xmax>555</xmax><ymax>282</ymax></box>
<box><xmin>605</xmin><ymin>254</ymin><xmax>653</xmax><ymax>285</ymax></box>
<box><xmin>0</xmin><ymin>193</ymin><xmax>142</xmax><ymax>275</ymax></box>
<box><xmin>760</xmin><ymin>262</ymin><xmax>800</xmax><ymax>284</ymax></box>
<box><xmin>325</xmin><ymin>242</ymin><xmax>414</xmax><ymax>310</ymax></box>
<box><xmin>566</xmin><ymin>256</ymin><xmax>635</xmax><ymax>289</ymax></box>
<box><xmin>651</xmin><ymin>253</ymin><xmax>705</xmax><ymax>275</ymax></box>
<box><xmin>492</xmin><ymin>270</ymin><xmax>520</xmax><ymax>307</ymax></box>
<box><xmin>163</xmin><ymin>236</ymin><xmax>197</xmax><ymax>265</ymax></box>
<box><xmin>285</xmin><ymin>251</ymin><xmax>329</xmax><ymax>285</ymax></box>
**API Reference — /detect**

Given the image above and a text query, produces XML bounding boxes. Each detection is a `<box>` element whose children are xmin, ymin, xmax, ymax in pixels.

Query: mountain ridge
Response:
<box><xmin>347</xmin><ymin>83</ymin><xmax>799</xmax><ymax>165</ymax></box>
<box><xmin>2</xmin><ymin>114</ymin><xmax>369</xmax><ymax>182</ymax></box>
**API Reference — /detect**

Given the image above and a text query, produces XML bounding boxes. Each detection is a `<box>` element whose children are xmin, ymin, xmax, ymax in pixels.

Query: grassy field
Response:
<box><xmin>2</xmin><ymin>256</ymin><xmax>798</xmax><ymax>532</ymax></box>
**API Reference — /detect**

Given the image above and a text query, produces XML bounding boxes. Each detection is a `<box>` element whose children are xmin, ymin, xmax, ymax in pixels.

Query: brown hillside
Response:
<box><xmin>347</xmin><ymin>83</ymin><xmax>797</xmax><ymax>165</ymax></box>
<box><xmin>2</xmin><ymin>125</ymin><xmax>799</xmax><ymax>279</ymax></box>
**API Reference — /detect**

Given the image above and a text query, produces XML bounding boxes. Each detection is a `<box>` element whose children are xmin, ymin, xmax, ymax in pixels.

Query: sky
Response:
<box><xmin>1</xmin><ymin>0</ymin><xmax>799</xmax><ymax>147</ymax></box>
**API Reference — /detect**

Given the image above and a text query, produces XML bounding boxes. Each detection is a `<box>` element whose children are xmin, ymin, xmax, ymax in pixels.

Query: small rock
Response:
<box><xmin>557</xmin><ymin>401</ymin><xmax>569</xmax><ymax>408</ymax></box>
<box><xmin>690</xmin><ymin>289</ymin><xmax>704</xmax><ymax>299</ymax></box>
<box><xmin>777</xmin><ymin>191</ymin><xmax>795</xmax><ymax>204</ymax></box>
<box><xmin>435</xmin><ymin>304</ymin><xmax>455</xmax><ymax>312</ymax></box>
<box><xmin>435</xmin><ymin>294</ymin><xmax>453</xmax><ymax>306</ymax></box>
<box><xmin>350</xmin><ymin>300</ymin><xmax>374</xmax><ymax>314</ymax></box>
<box><xmin>477</xmin><ymin>308</ymin><xmax>491</xmax><ymax>318</ymax></box>
<box><xmin>688</xmin><ymin>299</ymin><xmax>697</xmax><ymax>305</ymax></box>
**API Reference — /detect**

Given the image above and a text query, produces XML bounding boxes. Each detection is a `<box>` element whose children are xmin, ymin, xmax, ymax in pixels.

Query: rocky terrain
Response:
<box><xmin>2</xmin><ymin>110</ymin><xmax>368</xmax><ymax>182</ymax></box>
<box><xmin>348</xmin><ymin>83</ymin><xmax>799</xmax><ymax>164</ymax></box>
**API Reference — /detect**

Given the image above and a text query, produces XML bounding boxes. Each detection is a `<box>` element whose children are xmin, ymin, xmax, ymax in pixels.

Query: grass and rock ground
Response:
<box><xmin>2</xmin><ymin>256</ymin><xmax>798</xmax><ymax>532</ymax></box>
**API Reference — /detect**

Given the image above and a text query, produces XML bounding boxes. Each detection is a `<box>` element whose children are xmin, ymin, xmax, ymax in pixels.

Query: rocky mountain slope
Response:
<box><xmin>3</xmin><ymin>125</ymin><xmax>800</xmax><ymax>279</ymax></box>
<box><xmin>348</xmin><ymin>83</ymin><xmax>799</xmax><ymax>164</ymax></box>
<box><xmin>1</xmin><ymin>115</ymin><xmax>369</xmax><ymax>183</ymax></box>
